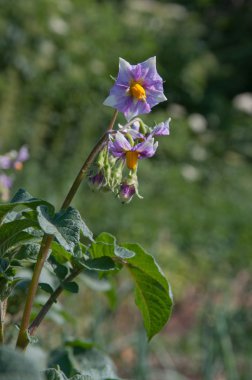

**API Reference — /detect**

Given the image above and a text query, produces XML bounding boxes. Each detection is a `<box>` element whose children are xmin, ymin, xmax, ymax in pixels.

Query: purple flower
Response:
<box><xmin>14</xmin><ymin>146</ymin><xmax>29</xmax><ymax>171</ymax></box>
<box><xmin>109</xmin><ymin>132</ymin><xmax>158</xmax><ymax>170</ymax></box>
<box><xmin>119</xmin><ymin>182</ymin><xmax>136</xmax><ymax>203</ymax></box>
<box><xmin>104</xmin><ymin>57</ymin><xmax>167</xmax><ymax>121</ymax></box>
<box><xmin>0</xmin><ymin>174</ymin><xmax>13</xmax><ymax>189</ymax></box>
<box><xmin>17</xmin><ymin>146</ymin><xmax>29</xmax><ymax>162</ymax></box>
<box><xmin>88</xmin><ymin>171</ymin><xmax>105</xmax><ymax>190</ymax></box>
<box><xmin>0</xmin><ymin>155</ymin><xmax>12</xmax><ymax>169</ymax></box>
<box><xmin>150</xmin><ymin>119</ymin><xmax>170</xmax><ymax>137</ymax></box>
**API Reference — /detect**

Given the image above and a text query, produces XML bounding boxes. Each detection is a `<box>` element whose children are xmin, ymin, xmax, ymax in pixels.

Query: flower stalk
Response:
<box><xmin>15</xmin><ymin>110</ymin><xmax>118</xmax><ymax>350</ymax></box>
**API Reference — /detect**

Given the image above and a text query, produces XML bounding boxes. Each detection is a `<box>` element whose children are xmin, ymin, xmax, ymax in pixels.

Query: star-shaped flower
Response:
<box><xmin>104</xmin><ymin>57</ymin><xmax>167</xmax><ymax>121</ymax></box>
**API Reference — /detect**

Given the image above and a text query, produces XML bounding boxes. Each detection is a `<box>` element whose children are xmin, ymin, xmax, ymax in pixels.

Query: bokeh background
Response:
<box><xmin>1</xmin><ymin>0</ymin><xmax>252</xmax><ymax>379</ymax></box>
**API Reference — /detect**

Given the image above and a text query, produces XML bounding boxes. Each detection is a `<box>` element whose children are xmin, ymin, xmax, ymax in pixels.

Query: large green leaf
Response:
<box><xmin>0</xmin><ymin>188</ymin><xmax>53</xmax><ymax>223</ymax></box>
<box><xmin>0</xmin><ymin>346</ymin><xmax>43</xmax><ymax>380</ymax></box>
<box><xmin>0</xmin><ymin>219</ymin><xmax>39</xmax><ymax>258</ymax></box>
<box><xmin>122</xmin><ymin>243</ymin><xmax>173</xmax><ymax>340</ymax></box>
<box><xmin>37</xmin><ymin>206</ymin><xmax>87</xmax><ymax>253</ymax></box>
<box><xmin>90</xmin><ymin>234</ymin><xmax>172</xmax><ymax>339</ymax></box>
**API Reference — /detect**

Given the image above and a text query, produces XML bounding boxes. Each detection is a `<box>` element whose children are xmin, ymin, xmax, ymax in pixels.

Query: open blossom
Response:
<box><xmin>109</xmin><ymin>132</ymin><xmax>158</xmax><ymax>170</ymax></box>
<box><xmin>104</xmin><ymin>57</ymin><xmax>167</xmax><ymax>121</ymax></box>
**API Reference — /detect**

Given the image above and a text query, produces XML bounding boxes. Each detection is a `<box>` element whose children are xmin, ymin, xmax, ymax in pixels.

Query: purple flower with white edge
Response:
<box><xmin>109</xmin><ymin>132</ymin><xmax>158</xmax><ymax>170</ymax></box>
<box><xmin>104</xmin><ymin>57</ymin><xmax>167</xmax><ymax>121</ymax></box>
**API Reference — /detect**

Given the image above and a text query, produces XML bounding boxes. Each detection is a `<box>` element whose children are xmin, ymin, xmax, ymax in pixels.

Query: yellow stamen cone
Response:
<box><xmin>126</xmin><ymin>151</ymin><xmax>139</xmax><ymax>170</ymax></box>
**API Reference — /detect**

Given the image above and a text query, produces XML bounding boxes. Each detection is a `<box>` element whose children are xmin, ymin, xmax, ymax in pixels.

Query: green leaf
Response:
<box><xmin>90</xmin><ymin>232</ymin><xmax>135</xmax><ymax>260</ymax></box>
<box><xmin>0</xmin><ymin>346</ymin><xmax>43</xmax><ymax>380</ymax></box>
<box><xmin>37</xmin><ymin>206</ymin><xmax>84</xmax><ymax>253</ymax></box>
<box><xmin>122</xmin><ymin>243</ymin><xmax>173</xmax><ymax>340</ymax></box>
<box><xmin>90</xmin><ymin>233</ymin><xmax>172</xmax><ymax>339</ymax></box>
<box><xmin>0</xmin><ymin>188</ymin><xmax>53</xmax><ymax>223</ymax></box>
<box><xmin>71</xmin><ymin>348</ymin><xmax>118</xmax><ymax>380</ymax></box>
<box><xmin>90</xmin><ymin>233</ymin><xmax>115</xmax><ymax>259</ymax></box>
<box><xmin>51</xmin><ymin>242</ymin><xmax>72</xmax><ymax>264</ymax></box>
<box><xmin>79</xmin><ymin>219</ymin><xmax>94</xmax><ymax>242</ymax></box>
<box><xmin>82</xmin><ymin>257</ymin><xmax>116</xmax><ymax>272</ymax></box>
<box><xmin>0</xmin><ymin>277</ymin><xmax>20</xmax><ymax>301</ymax></box>
<box><xmin>54</xmin><ymin>265</ymin><xmax>68</xmax><ymax>280</ymax></box>
<box><xmin>114</xmin><ymin>245</ymin><xmax>135</xmax><ymax>259</ymax></box>
<box><xmin>0</xmin><ymin>219</ymin><xmax>39</xmax><ymax>257</ymax></box>
<box><xmin>65</xmin><ymin>338</ymin><xmax>95</xmax><ymax>350</ymax></box>
<box><xmin>62</xmin><ymin>281</ymin><xmax>79</xmax><ymax>293</ymax></box>
<box><xmin>15</xmin><ymin>243</ymin><xmax>41</xmax><ymax>260</ymax></box>
<box><xmin>39</xmin><ymin>282</ymin><xmax>54</xmax><ymax>294</ymax></box>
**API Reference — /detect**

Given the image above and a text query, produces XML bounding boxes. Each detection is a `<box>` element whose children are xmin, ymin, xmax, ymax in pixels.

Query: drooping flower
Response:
<box><xmin>88</xmin><ymin>171</ymin><xmax>105</xmax><ymax>191</ymax></box>
<box><xmin>109</xmin><ymin>132</ymin><xmax>158</xmax><ymax>170</ymax></box>
<box><xmin>119</xmin><ymin>182</ymin><xmax>136</xmax><ymax>203</ymax></box>
<box><xmin>104</xmin><ymin>57</ymin><xmax>167</xmax><ymax>121</ymax></box>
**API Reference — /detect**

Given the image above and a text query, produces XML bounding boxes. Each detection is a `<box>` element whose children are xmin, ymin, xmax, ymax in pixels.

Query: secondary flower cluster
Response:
<box><xmin>89</xmin><ymin>56</ymin><xmax>170</xmax><ymax>203</ymax></box>
<box><xmin>0</xmin><ymin>146</ymin><xmax>29</xmax><ymax>201</ymax></box>
<box><xmin>89</xmin><ymin>119</ymin><xmax>170</xmax><ymax>203</ymax></box>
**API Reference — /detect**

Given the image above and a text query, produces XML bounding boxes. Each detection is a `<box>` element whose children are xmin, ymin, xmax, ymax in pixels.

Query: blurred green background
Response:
<box><xmin>1</xmin><ymin>0</ymin><xmax>252</xmax><ymax>379</ymax></box>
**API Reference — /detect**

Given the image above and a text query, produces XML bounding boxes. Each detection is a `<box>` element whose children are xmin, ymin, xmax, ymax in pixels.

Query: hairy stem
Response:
<box><xmin>15</xmin><ymin>110</ymin><xmax>118</xmax><ymax>350</ymax></box>
<box><xmin>0</xmin><ymin>299</ymin><xmax>8</xmax><ymax>344</ymax></box>
<box><xmin>16</xmin><ymin>235</ymin><xmax>53</xmax><ymax>349</ymax></box>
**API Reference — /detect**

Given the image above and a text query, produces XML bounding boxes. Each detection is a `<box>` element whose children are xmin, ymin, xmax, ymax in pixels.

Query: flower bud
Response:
<box><xmin>88</xmin><ymin>171</ymin><xmax>105</xmax><ymax>191</ymax></box>
<box><xmin>119</xmin><ymin>182</ymin><xmax>136</xmax><ymax>203</ymax></box>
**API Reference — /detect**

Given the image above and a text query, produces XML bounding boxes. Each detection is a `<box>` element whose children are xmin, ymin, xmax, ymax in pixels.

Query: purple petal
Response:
<box><xmin>117</xmin><ymin>58</ymin><xmax>134</xmax><ymax>85</ymax></box>
<box><xmin>146</xmin><ymin>89</ymin><xmax>167</xmax><ymax>108</ymax></box>
<box><xmin>124</xmin><ymin>100</ymin><xmax>151</xmax><ymax>122</ymax></box>
<box><xmin>119</xmin><ymin>182</ymin><xmax>136</xmax><ymax>203</ymax></box>
<box><xmin>0</xmin><ymin>155</ymin><xmax>12</xmax><ymax>169</ymax></box>
<box><xmin>17</xmin><ymin>146</ymin><xmax>29</xmax><ymax>162</ymax></box>
<box><xmin>108</xmin><ymin>132</ymin><xmax>132</xmax><ymax>157</ymax></box>
<box><xmin>0</xmin><ymin>174</ymin><xmax>13</xmax><ymax>189</ymax></box>
<box><xmin>151</xmin><ymin>119</ymin><xmax>170</xmax><ymax>136</ymax></box>
<box><xmin>134</xmin><ymin>137</ymin><xmax>158</xmax><ymax>159</ymax></box>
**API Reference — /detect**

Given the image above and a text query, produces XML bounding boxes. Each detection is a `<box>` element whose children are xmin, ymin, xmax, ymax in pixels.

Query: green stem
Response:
<box><xmin>61</xmin><ymin>110</ymin><xmax>118</xmax><ymax>209</ymax></box>
<box><xmin>15</xmin><ymin>110</ymin><xmax>118</xmax><ymax>350</ymax></box>
<box><xmin>16</xmin><ymin>235</ymin><xmax>53</xmax><ymax>349</ymax></box>
<box><xmin>0</xmin><ymin>299</ymin><xmax>7</xmax><ymax>345</ymax></box>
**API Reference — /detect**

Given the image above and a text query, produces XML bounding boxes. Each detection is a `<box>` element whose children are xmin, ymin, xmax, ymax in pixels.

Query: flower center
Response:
<box><xmin>126</xmin><ymin>151</ymin><xmax>139</xmax><ymax>170</ymax></box>
<box><xmin>130</xmin><ymin>82</ymin><xmax>146</xmax><ymax>101</ymax></box>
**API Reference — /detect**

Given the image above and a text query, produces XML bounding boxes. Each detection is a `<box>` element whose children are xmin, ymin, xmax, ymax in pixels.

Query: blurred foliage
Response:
<box><xmin>0</xmin><ymin>0</ymin><xmax>252</xmax><ymax>378</ymax></box>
